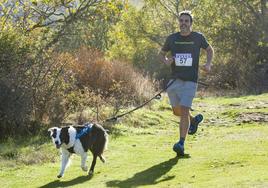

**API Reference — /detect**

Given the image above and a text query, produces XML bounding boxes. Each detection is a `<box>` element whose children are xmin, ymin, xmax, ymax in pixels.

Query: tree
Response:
<box><xmin>108</xmin><ymin>0</ymin><xmax>268</xmax><ymax>91</ymax></box>
<box><xmin>0</xmin><ymin>0</ymin><xmax>125</xmax><ymax>136</ymax></box>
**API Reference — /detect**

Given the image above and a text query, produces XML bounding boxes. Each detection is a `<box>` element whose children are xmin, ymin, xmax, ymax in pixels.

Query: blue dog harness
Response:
<box><xmin>67</xmin><ymin>123</ymin><xmax>94</xmax><ymax>153</ymax></box>
<box><xmin>75</xmin><ymin>123</ymin><xmax>93</xmax><ymax>139</ymax></box>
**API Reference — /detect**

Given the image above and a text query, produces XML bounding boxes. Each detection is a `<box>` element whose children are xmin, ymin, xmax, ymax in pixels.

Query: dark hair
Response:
<box><xmin>179</xmin><ymin>10</ymin><xmax>193</xmax><ymax>23</ymax></box>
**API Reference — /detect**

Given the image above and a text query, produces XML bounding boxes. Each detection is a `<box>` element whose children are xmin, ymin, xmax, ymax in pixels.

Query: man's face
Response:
<box><xmin>179</xmin><ymin>15</ymin><xmax>192</xmax><ymax>33</ymax></box>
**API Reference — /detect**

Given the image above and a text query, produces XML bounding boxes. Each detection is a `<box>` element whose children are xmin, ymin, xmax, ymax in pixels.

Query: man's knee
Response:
<box><xmin>172</xmin><ymin>106</ymin><xmax>190</xmax><ymax>117</ymax></box>
<box><xmin>173</xmin><ymin>111</ymin><xmax>181</xmax><ymax>116</ymax></box>
<box><xmin>172</xmin><ymin>106</ymin><xmax>182</xmax><ymax>116</ymax></box>
<box><xmin>180</xmin><ymin>106</ymin><xmax>190</xmax><ymax>117</ymax></box>
<box><xmin>172</xmin><ymin>107</ymin><xmax>181</xmax><ymax>116</ymax></box>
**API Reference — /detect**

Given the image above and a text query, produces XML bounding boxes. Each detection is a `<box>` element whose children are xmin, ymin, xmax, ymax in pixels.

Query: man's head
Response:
<box><xmin>178</xmin><ymin>10</ymin><xmax>193</xmax><ymax>34</ymax></box>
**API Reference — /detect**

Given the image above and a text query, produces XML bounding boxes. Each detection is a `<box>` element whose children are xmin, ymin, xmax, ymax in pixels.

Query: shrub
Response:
<box><xmin>70</xmin><ymin>47</ymin><xmax>157</xmax><ymax>103</ymax></box>
<box><xmin>64</xmin><ymin>47</ymin><xmax>158</xmax><ymax>122</ymax></box>
<box><xmin>0</xmin><ymin>30</ymin><xmax>34</xmax><ymax>138</ymax></box>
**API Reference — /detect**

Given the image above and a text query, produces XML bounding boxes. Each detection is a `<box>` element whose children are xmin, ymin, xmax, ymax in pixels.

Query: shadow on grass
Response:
<box><xmin>38</xmin><ymin>175</ymin><xmax>93</xmax><ymax>188</ymax></box>
<box><xmin>106</xmin><ymin>155</ymin><xmax>190</xmax><ymax>188</ymax></box>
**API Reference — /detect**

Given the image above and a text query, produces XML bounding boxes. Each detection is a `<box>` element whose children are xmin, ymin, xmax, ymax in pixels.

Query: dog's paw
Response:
<box><xmin>100</xmin><ymin>155</ymin><xmax>106</xmax><ymax>163</ymax></box>
<box><xmin>81</xmin><ymin>166</ymin><xmax>88</xmax><ymax>172</ymax></box>
<box><xmin>57</xmin><ymin>174</ymin><xmax>62</xmax><ymax>178</ymax></box>
<box><xmin>88</xmin><ymin>170</ymin><xmax>94</xmax><ymax>175</ymax></box>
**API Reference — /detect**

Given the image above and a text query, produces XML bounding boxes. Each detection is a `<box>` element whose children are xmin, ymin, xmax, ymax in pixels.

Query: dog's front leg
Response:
<box><xmin>58</xmin><ymin>149</ymin><xmax>70</xmax><ymax>178</ymax></box>
<box><xmin>81</xmin><ymin>152</ymin><xmax>88</xmax><ymax>172</ymax></box>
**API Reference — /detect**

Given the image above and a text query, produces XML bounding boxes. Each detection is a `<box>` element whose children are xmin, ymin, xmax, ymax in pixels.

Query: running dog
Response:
<box><xmin>48</xmin><ymin>123</ymin><xmax>108</xmax><ymax>178</ymax></box>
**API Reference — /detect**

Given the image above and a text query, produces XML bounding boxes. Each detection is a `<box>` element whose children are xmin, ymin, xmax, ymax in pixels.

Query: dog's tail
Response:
<box><xmin>98</xmin><ymin>133</ymin><xmax>108</xmax><ymax>163</ymax></box>
<box><xmin>93</xmin><ymin>124</ymin><xmax>108</xmax><ymax>163</ymax></box>
<box><xmin>98</xmin><ymin>131</ymin><xmax>108</xmax><ymax>163</ymax></box>
<box><xmin>103</xmin><ymin>131</ymin><xmax>108</xmax><ymax>151</ymax></box>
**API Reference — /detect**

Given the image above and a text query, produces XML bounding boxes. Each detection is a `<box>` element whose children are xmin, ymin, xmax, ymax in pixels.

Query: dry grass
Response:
<box><xmin>69</xmin><ymin>47</ymin><xmax>157</xmax><ymax>102</ymax></box>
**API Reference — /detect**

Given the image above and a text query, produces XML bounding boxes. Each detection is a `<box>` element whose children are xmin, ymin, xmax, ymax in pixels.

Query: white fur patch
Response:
<box><xmin>48</xmin><ymin>124</ymin><xmax>108</xmax><ymax>177</ymax></box>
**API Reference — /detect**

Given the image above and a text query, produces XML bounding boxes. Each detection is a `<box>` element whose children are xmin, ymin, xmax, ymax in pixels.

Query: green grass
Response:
<box><xmin>1</xmin><ymin>93</ymin><xmax>268</xmax><ymax>187</ymax></box>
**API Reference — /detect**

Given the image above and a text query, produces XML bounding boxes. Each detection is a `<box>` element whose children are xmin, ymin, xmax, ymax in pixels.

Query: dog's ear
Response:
<box><xmin>105</xmin><ymin>129</ymin><xmax>110</xmax><ymax>133</ymax></box>
<box><xmin>48</xmin><ymin>128</ymin><xmax>52</xmax><ymax>137</ymax></box>
<box><xmin>48</xmin><ymin>128</ymin><xmax>55</xmax><ymax>137</ymax></box>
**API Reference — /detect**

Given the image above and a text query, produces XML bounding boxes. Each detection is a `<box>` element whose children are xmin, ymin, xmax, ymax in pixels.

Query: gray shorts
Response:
<box><xmin>166</xmin><ymin>79</ymin><xmax>197</xmax><ymax>108</ymax></box>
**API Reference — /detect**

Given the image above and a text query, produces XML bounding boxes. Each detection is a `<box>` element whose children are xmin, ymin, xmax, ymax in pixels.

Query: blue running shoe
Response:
<box><xmin>173</xmin><ymin>142</ymin><xmax>184</xmax><ymax>156</ymax></box>
<box><xmin>188</xmin><ymin>114</ymin><xmax>203</xmax><ymax>135</ymax></box>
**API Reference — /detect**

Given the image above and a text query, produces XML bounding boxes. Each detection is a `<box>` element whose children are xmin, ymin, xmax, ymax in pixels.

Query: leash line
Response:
<box><xmin>104</xmin><ymin>79</ymin><xmax>176</xmax><ymax>122</ymax></box>
<box><xmin>103</xmin><ymin>79</ymin><xmax>208</xmax><ymax>122</ymax></box>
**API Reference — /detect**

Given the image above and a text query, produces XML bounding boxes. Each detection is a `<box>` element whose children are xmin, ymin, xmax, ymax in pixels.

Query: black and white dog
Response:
<box><xmin>48</xmin><ymin>123</ymin><xmax>108</xmax><ymax>178</ymax></box>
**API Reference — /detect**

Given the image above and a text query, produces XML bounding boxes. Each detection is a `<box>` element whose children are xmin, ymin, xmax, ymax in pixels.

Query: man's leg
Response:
<box><xmin>172</xmin><ymin>106</ymin><xmax>191</xmax><ymax>156</ymax></box>
<box><xmin>172</xmin><ymin>106</ymin><xmax>194</xmax><ymax>123</ymax></box>
<box><xmin>178</xmin><ymin>106</ymin><xmax>190</xmax><ymax>139</ymax></box>
<box><xmin>173</xmin><ymin>106</ymin><xmax>202</xmax><ymax>135</ymax></box>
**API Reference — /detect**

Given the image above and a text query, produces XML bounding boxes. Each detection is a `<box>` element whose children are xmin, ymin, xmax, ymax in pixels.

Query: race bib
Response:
<box><xmin>175</xmin><ymin>53</ymin><xmax>193</xmax><ymax>66</ymax></box>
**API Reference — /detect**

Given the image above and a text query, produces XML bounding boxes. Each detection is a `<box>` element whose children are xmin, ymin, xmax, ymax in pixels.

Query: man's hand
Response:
<box><xmin>158</xmin><ymin>50</ymin><xmax>173</xmax><ymax>65</ymax></box>
<box><xmin>203</xmin><ymin>45</ymin><xmax>214</xmax><ymax>73</ymax></box>
<box><xmin>164</xmin><ymin>57</ymin><xmax>173</xmax><ymax>65</ymax></box>
<box><xmin>202</xmin><ymin>63</ymin><xmax>212</xmax><ymax>73</ymax></box>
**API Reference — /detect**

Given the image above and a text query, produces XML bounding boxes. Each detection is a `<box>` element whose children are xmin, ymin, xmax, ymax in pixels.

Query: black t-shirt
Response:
<box><xmin>162</xmin><ymin>32</ymin><xmax>209</xmax><ymax>82</ymax></box>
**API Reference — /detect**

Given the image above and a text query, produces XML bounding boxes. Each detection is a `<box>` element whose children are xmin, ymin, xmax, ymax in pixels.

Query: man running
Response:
<box><xmin>159</xmin><ymin>10</ymin><xmax>214</xmax><ymax>156</ymax></box>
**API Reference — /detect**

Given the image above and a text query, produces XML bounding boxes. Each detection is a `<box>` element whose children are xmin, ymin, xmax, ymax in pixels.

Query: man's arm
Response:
<box><xmin>158</xmin><ymin>50</ymin><xmax>173</xmax><ymax>65</ymax></box>
<box><xmin>202</xmin><ymin>45</ymin><xmax>214</xmax><ymax>72</ymax></box>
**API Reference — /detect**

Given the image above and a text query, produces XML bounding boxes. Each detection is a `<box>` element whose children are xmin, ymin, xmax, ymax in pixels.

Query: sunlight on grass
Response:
<box><xmin>1</xmin><ymin>93</ymin><xmax>268</xmax><ymax>187</ymax></box>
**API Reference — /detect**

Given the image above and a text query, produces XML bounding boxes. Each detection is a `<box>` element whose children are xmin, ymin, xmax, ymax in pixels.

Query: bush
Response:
<box><xmin>0</xmin><ymin>38</ymin><xmax>158</xmax><ymax>137</ymax></box>
<box><xmin>0</xmin><ymin>30</ymin><xmax>77</xmax><ymax>137</ymax></box>
<box><xmin>70</xmin><ymin>47</ymin><xmax>157</xmax><ymax>103</ymax></box>
<box><xmin>63</xmin><ymin>47</ymin><xmax>158</xmax><ymax>122</ymax></box>
<box><xmin>0</xmin><ymin>30</ymin><xmax>34</xmax><ymax>138</ymax></box>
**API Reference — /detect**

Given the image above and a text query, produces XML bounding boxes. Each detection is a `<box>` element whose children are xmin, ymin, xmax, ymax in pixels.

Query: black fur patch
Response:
<box><xmin>52</xmin><ymin>129</ymin><xmax>57</xmax><ymax>138</ymax></box>
<box><xmin>60</xmin><ymin>127</ymin><xmax>70</xmax><ymax>145</ymax></box>
<box><xmin>74</xmin><ymin>124</ymin><xmax>107</xmax><ymax>154</ymax></box>
<box><xmin>67</xmin><ymin>147</ymin><xmax>75</xmax><ymax>153</ymax></box>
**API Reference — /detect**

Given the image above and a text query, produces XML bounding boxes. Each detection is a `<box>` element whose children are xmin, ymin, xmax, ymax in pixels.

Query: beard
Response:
<box><xmin>180</xmin><ymin>25</ymin><xmax>190</xmax><ymax>33</ymax></box>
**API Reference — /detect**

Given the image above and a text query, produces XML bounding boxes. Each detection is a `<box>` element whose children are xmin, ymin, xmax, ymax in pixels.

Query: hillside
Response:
<box><xmin>1</xmin><ymin>93</ymin><xmax>268</xmax><ymax>188</ymax></box>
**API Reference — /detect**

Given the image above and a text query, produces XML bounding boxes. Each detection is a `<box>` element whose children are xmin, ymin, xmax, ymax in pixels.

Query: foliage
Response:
<box><xmin>0</xmin><ymin>29</ymin><xmax>34</xmax><ymax>138</ymax></box>
<box><xmin>0</xmin><ymin>0</ymin><xmax>158</xmax><ymax>136</ymax></box>
<box><xmin>0</xmin><ymin>0</ymin><xmax>125</xmax><ymax>51</ymax></box>
<box><xmin>194</xmin><ymin>0</ymin><xmax>268</xmax><ymax>91</ymax></box>
<box><xmin>65</xmin><ymin>47</ymin><xmax>158</xmax><ymax>122</ymax></box>
<box><xmin>56</xmin><ymin>0</ymin><xmax>125</xmax><ymax>51</ymax></box>
<box><xmin>0</xmin><ymin>0</ymin><xmax>267</xmax><ymax>137</ymax></box>
<box><xmin>108</xmin><ymin>0</ymin><xmax>267</xmax><ymax>91</ymax></box>
<box><xmin>0</xmin><ymin>32</ymin><xmax>76</xmax><ymax>136</ymax></box>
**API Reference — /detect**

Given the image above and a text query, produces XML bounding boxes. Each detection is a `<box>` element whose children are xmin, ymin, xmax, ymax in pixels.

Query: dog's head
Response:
<box><xmin>48</xmin><ymin>127</ymin><xmax>70</xmax><ymax>149</ymax></box>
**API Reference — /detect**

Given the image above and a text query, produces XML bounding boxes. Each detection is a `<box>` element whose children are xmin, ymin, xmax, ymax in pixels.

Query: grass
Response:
<box><xmin>1</xmin><ymin>93</ymin><xmax>268</xmax><ymax>187</ymax></box>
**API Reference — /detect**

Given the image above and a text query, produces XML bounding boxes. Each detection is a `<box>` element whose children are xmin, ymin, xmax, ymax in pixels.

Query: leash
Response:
<box><xmin>103</xmin><ymin>79</ymin><xmax>209</xmax><ymax>122</ymax></box>
<box><xmin>104</xmin><ymin>79</ymin><xmax>209</xmax><ymax>122</ymax></box>
<box><xmin>197</xmin><ymin>80</ymin><xmax>209</xmax><ymax>87</ymax></box>
<box><xmin>104</xmin><ymin>79</ymin><xmax>177</xmax><ymax>122</ymax></box>
<box><xmin>102</xmin><ymin>78</ymin><xmax>209</xmax><ymax>122</ymax></box>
